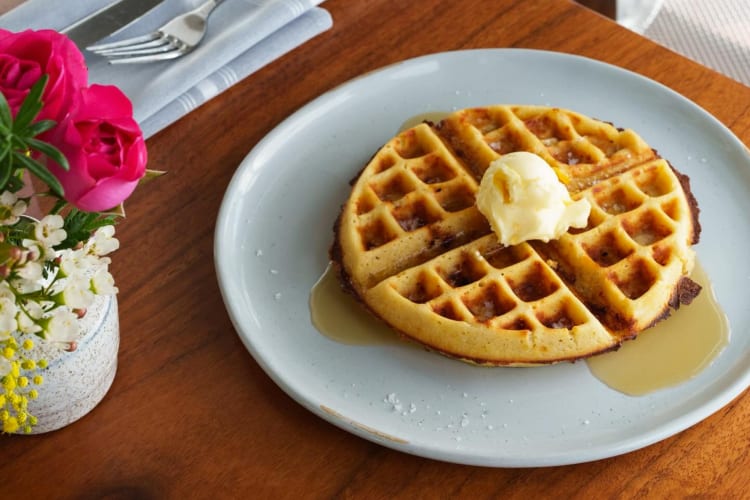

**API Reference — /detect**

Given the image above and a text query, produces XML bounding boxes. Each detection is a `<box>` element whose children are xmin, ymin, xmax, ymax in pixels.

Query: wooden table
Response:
<box><xmin>2</xmin><ymin>0</ymin><xmax>750</xmax><ymax>497</ymax></box>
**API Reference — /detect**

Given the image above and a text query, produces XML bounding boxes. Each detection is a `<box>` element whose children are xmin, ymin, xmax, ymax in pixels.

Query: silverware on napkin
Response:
<box><xmin>88</xmin><ymin>0</ymin><xmax>226</xmax><ymax>64</ymax></box>
<box><xmin>61</xmin><ymin>0</ymin><xmax>164</xmax><ymax>48</ymax></box>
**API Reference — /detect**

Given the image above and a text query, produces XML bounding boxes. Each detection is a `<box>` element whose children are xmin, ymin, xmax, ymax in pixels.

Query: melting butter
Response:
<box><xmin>586</xmin><ymin>261</ymin><xmax>729</xmax><ymax>396</ymax></box>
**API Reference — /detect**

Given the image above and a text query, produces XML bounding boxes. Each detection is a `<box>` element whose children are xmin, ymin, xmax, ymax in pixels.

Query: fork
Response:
<box><xmin>87</xmin><ymin>0</ymin><xmax>225</xmax><ymax>64</ymax></box>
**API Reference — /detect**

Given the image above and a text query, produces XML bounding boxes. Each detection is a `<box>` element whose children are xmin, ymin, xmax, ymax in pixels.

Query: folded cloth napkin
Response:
<box><xmin>643</xmin><ymin>0</ymin><xmax>750</xmax><ymax>87</ymax></box>
<box><xmin>616</xmin><ymin>0</ymin><xmax>750</xmax><ymax>87</ymax></box>
<box><xmin>1</xmin><ymin>0</ymin><xmax>333</xmax><ymax>137</ymax></box>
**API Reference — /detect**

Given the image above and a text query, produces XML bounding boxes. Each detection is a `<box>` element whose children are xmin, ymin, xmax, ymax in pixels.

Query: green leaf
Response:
<box><xmin>26</xmin><ymin>137</ymin><xmax>69</xmax><ymax>171</ymax></box>
<box><xmin>13</xmin><ymin>150</ymin><xmax>64</xmax><ymax>197</ymax></box>
<box><xmin>14</xmin><ymin>75</ymin><xmax>47</xmax><ymax>132</ymax></box>
<box><xmin>5</xmin><ymin>174</ymin><xmax>24</xmax><ymax>194</ymax></box>
<box><xmin>0</xmin><ymin>91</ymin><xmax>12</xmax><ymax>129</ymax></box>
<box><xmin>26</xmin><ymin>119</ymin><xmax>57</xmax><ymax>138</ymax></box>
<box><xmin>3</xmin><ymin>149</ymin><xmax>12</xmax><ymax>177</ymax></box>
<box><xmin>0</xmin><ymin>152</ymin><xmax>12</xmax><ymax>191</ymax></box>
<box><xmin>0</xmin><ymin>140</ymin><xmax>10</xmax><ymax>163</ymax></box>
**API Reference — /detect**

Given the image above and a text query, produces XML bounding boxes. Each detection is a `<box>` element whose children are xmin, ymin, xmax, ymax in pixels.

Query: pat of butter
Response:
<box><xmin>476</xmin><ymin>152</ymin><xmax>591</xmax><ymax>246</ymax></box>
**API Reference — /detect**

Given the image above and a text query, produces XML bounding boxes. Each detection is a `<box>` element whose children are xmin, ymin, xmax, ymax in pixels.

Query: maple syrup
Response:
<box><xmin>309</xmin><ymin>263</ymin><xmax>403</xmax><ymax>346</ymax></box>
<box><xmin>586</xmin><ymin>261</ymin><xmax>729</xmax><ymax>395</ymax></box>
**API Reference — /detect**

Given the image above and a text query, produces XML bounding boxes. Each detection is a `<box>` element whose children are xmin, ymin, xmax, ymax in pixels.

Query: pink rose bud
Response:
<box><xmin>47</xmin><ymin>84</ymin><xmax>148</xmax><ymax>211</ymax></box>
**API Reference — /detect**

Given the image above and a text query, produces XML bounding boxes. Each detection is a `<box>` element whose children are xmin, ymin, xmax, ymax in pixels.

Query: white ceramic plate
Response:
<box><xmin>214</xmin><ymin>49</ymin><xmax>750</xmax><ymax>467</ymax></box>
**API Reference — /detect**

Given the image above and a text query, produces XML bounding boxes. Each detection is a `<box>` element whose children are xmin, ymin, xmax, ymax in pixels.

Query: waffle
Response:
<box><xmin>331</xmin><ymin>105</ymin><xmax>701</xmax><ymax>365</ymax></box>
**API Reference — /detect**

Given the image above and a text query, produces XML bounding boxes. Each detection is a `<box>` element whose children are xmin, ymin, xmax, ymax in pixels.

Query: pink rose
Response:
<box><xmin>47</xmin><ymin>84</ymin><xmax>147</xmax><ymax>212</ymax></box>
<box><xmin>0</xmin><ymin>29</ymin><xmax>87</xmax><ymax>122</ymax></box>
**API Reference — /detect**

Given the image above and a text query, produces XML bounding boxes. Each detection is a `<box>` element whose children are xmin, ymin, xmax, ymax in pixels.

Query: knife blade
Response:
<box><xmin>61</xmin><ymin>0</ymin><xmax>163</xmax><ymax>48</ymax></box>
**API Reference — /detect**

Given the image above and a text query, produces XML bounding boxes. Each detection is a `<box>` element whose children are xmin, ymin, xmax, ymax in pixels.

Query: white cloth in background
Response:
<box><xmin>644</xmin><ymin>0</ymin><xmax>750</xmax><ymax>87</ymax></box>
<box><xmin>0</xmin><ymin>0</ymin><xmax>333</xmax><ymax>137</ymax></box>
<box><xmin>617</xmin><ymin>0</ymin><xmax>750</xmax><ymax>87</ymax></box>
<box><xmin>616</xmin><ymin>0</ymin><xmax>664</xmax><ymax>33</ymax></box>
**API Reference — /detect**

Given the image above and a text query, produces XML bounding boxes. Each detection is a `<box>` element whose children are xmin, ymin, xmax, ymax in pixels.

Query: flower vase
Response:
<box><xmin>17</xmin><ymin>293</ymin><xmax>119</xmax><ymax>434</ymax></box>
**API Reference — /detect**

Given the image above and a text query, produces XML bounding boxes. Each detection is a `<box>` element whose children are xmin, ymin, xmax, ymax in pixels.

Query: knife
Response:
<box><xmin>61</xmin><ymin>0</ymin><xmax>163</xmax><ymax>48</ymax></box>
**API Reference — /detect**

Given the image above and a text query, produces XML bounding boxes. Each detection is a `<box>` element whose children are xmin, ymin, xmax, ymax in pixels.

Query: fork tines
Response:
<box><xmin>88</xmin><ymin>33</ymin><xmax>189</xmax><ymax>64</ymax></box>
<box><xmin>85</xmin><ymin>0</ymin><xmax>220</xmax><ymax>64</ymax></box>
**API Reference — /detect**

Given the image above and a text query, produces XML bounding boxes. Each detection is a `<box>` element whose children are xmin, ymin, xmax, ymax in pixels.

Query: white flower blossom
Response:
<box><xmin>15</xmin><ymin>259</ymin><xmax>43</xmax><ymax>282</ymax></box>
<box><xmin>0</xmin><ymin>356</ymin><xmax>10</xmax><ymax>378</ymax></box>
<box><xmin>12</xmin><ymin>277</ymin><xmax>43</xmax><ymax>295</ymax></box>
<box><xmin>0</xmin><ymin>191</ymin><xmax>27</xmax><ymax>225</ymax></box>
<box><xmin>21</xmin><ymin>238</ymin><xmax>43</xmax><ymax>263</ymax></box>
<box><xmin>61</xmin><ymin>275</ymin><xmax>95</xmax><ymax>310</ymax></box>
<box><xmin>58</xmin><ymin>248</ymin><xmax>98</xmax><ymax>278</ymax></box>
<box><xmin>44</xmin><ymin>308</ymin><xmax>80</xmax><ymax>344</ymax></box>
<box><xmin>91</xmin><ymin>269</ymin><xmax>118</xmax><ymax>295</ymax></box>
<box><xmin>16</xmin><ymin>301</ymin><xmax>42</xmax><ymax>335</ymax></box>
<box><xmin>0</xmin><ymin>296</ymin><xmax>16</xmax><ymax>339</ymax></box>
<box><xmin>34</xmin><ymin>214</ymin><xmax>66</xmax><ymax>253</ymax></box>
<box><xmin>86</xmin><ymin>225</ymin><xmax>119</xmax><ymax>256</ymax></box>
<box><xmin>0</xmin><ymin>281</ymin><xmax>14</xmax><ymax>301</ymax></box>
<box><xmin>11</xmin><ymin>255</ymin><xmax>45</xmax><ymax>293</ymax></box>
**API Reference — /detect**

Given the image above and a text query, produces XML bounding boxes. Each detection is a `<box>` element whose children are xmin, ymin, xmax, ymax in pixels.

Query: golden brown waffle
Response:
<box><xmin>331</xmin><ymin>105</ymin><xmax>701</xmax><ymax>365</ymax></box>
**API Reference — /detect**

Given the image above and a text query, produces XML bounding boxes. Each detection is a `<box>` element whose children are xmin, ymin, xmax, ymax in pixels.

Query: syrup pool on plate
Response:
<box><xmin>309</xmin><ymin>263</ymin><xmax>405</xmax><ymax>346</ymax></box>
<box><xmin>586</xmin><ymin>260</ymin><xmax>729</xmax><ymax>396</ymax></box>
<box><xmin>309</xmin><ymin>260</ymin><xmax>729</xmax><ymax>396</ymax></box>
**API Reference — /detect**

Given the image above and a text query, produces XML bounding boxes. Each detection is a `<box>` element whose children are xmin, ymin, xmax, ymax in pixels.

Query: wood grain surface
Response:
<box><xmin>2</xmin><ymin>0</ymin><xmax>750</xmax><ymax>497</ymax></box>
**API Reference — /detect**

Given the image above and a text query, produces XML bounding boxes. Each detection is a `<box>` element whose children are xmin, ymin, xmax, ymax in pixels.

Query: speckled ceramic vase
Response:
<box><xmin>19</xmin><ymin>294</ymin><xmax>119</xmax><ymax>434</ymax></box>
